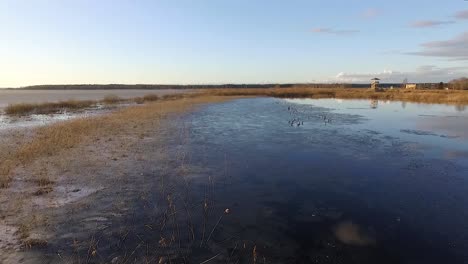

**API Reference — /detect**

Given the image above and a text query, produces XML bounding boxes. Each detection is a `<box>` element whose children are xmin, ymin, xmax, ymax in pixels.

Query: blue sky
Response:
<box><xmin>0</xmin><ymin>0</ymin><xmax>467</xmax><ymax>87</ymax></box>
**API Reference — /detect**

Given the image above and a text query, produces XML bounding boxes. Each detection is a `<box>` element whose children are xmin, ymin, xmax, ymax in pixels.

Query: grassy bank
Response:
<box><xmin>5</xmin><ymin>100</ymin><xmax>96</xmax><ymax>115</ymax></box>
<box><xmin>0</xmin><ymin>95</ymin><xmax>234</xmax><ymax>188</ymax></box>
<box><xmin>205</xmin><ymin>87</ymin><xmax>468</xmax><ymax>105</ymax></box>
<box><xmin>3</xmin><ymin>93</ymin><xmax>166</xmax><ymax>115</ymax></box>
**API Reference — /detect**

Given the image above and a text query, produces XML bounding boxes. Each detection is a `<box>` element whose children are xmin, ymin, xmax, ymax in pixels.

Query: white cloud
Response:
<box><xmin>333</xmin><ymin>65</ymin><xmax>468</xmax><ymax>83</ymax></box>
<box><xmin>311</xmin><ymin>27</ymin><xmax>359</xmax><ymax>35</ymax></box>
<box><xmin>406</xmin><ymin>32</ymin><xmax>468</xmax><ymax>60</ymax></box>
<box><xmin>409</xmin><ymin>20</ymin><xmax>455</xmax><ymax>28</ymax></box>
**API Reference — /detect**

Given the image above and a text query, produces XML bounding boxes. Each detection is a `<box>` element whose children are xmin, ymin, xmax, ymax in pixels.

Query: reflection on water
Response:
<box><xmin>182</xmin><ymin>98</ymin><xmax>468</xmax><ymax>263</ymax></box>
<box><xmin>288</xmin><ymin>98</ymin><xmax>468</xmax><ymax>160</ymax></box>
<box><xmin>333</xmin><ymin>221</ymin><xmax>375</xmax><ymax>246</ymax></box>
<box><xmin>455</xmin><ymin>104</ymin><xmax>466</xmax><ymax>112</ymax></box>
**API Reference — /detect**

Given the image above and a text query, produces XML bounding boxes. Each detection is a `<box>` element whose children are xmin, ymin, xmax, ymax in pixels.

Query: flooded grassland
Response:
<box><xmin>0</xmin><ymin>89</ymin><xmax>188</xmax><ymax>108</ymax></box>
<box><xmin>1</xmin><ymin>95</ymin><xmax>468</xmax><ymax>263</ymax></box>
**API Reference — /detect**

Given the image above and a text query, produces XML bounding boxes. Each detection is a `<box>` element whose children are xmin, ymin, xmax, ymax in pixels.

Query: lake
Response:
<box><xmin>0</xmin><ymin>89</ymin><xmax>187</xmax><ymax>108</ymax></box>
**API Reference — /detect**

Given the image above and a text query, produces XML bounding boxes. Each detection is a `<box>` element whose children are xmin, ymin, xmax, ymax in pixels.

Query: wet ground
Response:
<box><xmin>0</xmin><ymin>105</ymin><xmax>111</xmax><ymax>131</ymax></box>
<box><xmin>2</xmin><ymin>97</ymin><xmax>468</xmax><ymax>263</ymax></box>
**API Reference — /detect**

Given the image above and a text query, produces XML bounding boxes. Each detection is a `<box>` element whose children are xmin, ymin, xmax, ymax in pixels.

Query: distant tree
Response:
<box><xmin>439</xmin><ymin>82</ymin><xmax>444</xmax><ymax>90</ymax></box>
<box><xmin>449</xmin><ymin>78</ymin><xmax>468</xmax><ymax>90</ymax></box>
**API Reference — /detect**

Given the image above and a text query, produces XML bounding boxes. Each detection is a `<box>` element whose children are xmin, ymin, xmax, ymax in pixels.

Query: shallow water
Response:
<box><xmin>0</xmin><ymin>89</ymin><xmax>186</xmax><ymax>130</ymax></box>
<box><xmin>0</xmin><ymin>107</ymin><xmax>105</xmax><ymax>131</ymax></box>
<box><xmin>0</xmin><ymin>89</ymin><xmax>185</xmax><ymax>108</ymax></box>
<box><xmin>182</xmin><ymin>98</ymin><xmax>468</xmax><ymax>263</ymax></box>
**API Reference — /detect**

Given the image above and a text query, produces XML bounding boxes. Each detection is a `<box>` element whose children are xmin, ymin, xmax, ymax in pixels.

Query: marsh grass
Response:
<box><xmin>102</xmin><ymin>94</ymin><xmax>123</xmax><ymax>104</ymax></box>
<box><xmin>5</xmin><ymin>100</ymin><xmax>96</xmax><ymax>115</ymax></box>
<box><xmin>205</xmin><ymin>87</ymin><xmax>468</xmax><ymax>105</ymax></box>
<box><xmin>0</xmin><ymin>95</ymin><xmax>232</xmax><ymax>188</ymax></box>
<box><xmin>142</xmin><ymin>94</ymin><xmax>160</xmax><ymax>102</ymax></box>
<box><xmin>5</xmin><ymin>88</ymin><xmax>468</xmax><ymax>116</ymax></box>
<box><xmin>4</xmin><ymin>92</ymin><xmax>181</xmax><ymax>116</ymax></box>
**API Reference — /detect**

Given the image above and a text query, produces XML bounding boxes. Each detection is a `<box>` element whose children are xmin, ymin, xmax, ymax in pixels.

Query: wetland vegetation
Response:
<box><xmin>1</xmin><ymin>88</ymin><xmax>468</xmax><ymax>263</ymax></box>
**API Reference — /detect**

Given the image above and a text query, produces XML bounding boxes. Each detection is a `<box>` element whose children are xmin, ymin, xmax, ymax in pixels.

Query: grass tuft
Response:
<box><xmin>142</xmin><ymin>94</ymin><xmax>160</xmax><ymax>102</ymax></box>
<box><xmin>5</xmin><ymin>100</ymin><xmax>96</xmax><ymax>115</ymax></box>
<box><xmin>102</xmin><ymin>94</ymin><xmax>123</xmax><ymax>104</ymax></box>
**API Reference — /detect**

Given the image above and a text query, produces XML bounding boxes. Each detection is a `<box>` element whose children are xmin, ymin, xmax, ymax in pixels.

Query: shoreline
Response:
<box><xmin>2</xmin><ymin>88</ymin><xmax>468</xmax><ymax>117</ymax></box>
<box><xmin>0</xmin><ymin>95</ymin><xmax>242</xmax><ymax>262</ymax></box>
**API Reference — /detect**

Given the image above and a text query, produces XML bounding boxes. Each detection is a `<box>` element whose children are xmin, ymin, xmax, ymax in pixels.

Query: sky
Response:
<box><xmin>0</xmin><ymin>0</ymin><xmax>467</xmax><ymax>87</ymax></box>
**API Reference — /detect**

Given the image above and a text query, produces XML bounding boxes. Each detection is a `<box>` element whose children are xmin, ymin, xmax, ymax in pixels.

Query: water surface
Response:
<box><xmin>0</xmin><ymin>89</ymin><xmax>186</xmax><ymax>108</ymax></box>
<box><xmin>182</xmin><ymin>98</ymin><xmax>468</xmax><ymax>263</ymax></box>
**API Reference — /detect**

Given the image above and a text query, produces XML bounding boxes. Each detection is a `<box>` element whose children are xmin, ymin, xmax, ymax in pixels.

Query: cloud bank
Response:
<box><xmin>361</xmin><ymin>8</ymin><xmax>380</xmax><ymax>19</ymax></box>
<box><xmin>455</xmin><ymin>10</ymin><xmax>468</xmax><ymax>20</ymax></box>
<box><xmin>406</xmin><ymin>32</ymin><xmax>468</xmax><ymax>60</ymax></box>
<box><xmin>334</xmin><ymin>65</ymin><xmax>467</xmax><ymax>83</ymax></box>
<box><xmin>311</xmin><ymin>27</ymin><xmax>359</xmax><ymax>35</ymax></box>
<box><xmin>409</xmin><ymin>20</ymin><xmax>455</xmax><ymax>28</ymax></box>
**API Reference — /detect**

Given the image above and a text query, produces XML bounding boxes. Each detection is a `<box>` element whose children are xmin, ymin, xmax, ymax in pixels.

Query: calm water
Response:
<box><xmin>0</xmin><ymin>89</ymin><xmax>186</xmax><ymax>108</ymax></box>
<box><xmin>181</xmin><ymin>98</ymin><xmax>468</xmax><ymax>263</ymax></box>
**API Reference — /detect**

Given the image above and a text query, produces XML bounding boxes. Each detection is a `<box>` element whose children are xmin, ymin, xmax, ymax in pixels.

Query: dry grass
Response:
<box><xmin>5</xmin><ymin>100</ymin><xmax>96</xmax><ymax>115</ymax></box>
<box><xmin>204</xmin><ymin>87</ymin><xmax>468</xmax><ymax>105</ymax></box>
<box><xmin>142</xmin><ymin>94</ymin><xmax>160</xmax><ymax>102</ymax></box>
<box><xmin>102</xmin><ymin>94</ymin><xmax>123</xmax><ymax>104</ymax></box>
<box><xmin>3</xmin><ymin>92</ymin><xmax>186</xmax><ymax>116</ymax></box>
<box><xmin>0</xmin><ymin>95</ymin><xmax>235</xmax><ymax>188</ymax></box>
<box><xmin>132</xmin><ymin>93</ymin><xmax>160</xmax><ymax>104</ymax></box>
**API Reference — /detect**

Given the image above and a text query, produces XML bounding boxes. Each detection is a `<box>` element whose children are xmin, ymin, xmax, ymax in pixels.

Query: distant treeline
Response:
<box><xmin>15</xmin><ymin>84</ymin><xmax>279</xmax><ymax>90</ymax></box>
<box><xmin>8</xmin><ymin>83</ymin><xmax>408</xmax><ymax>90</ymax></box>
<box><xmin>8</xmin><ymin>79</ymin><xmax>467</xmax><ymax>90</ymax></box>
<box><xmin>449</xmin><ymin>78</ymin><xmax>468</xmax><ymax>90</ymax></box>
